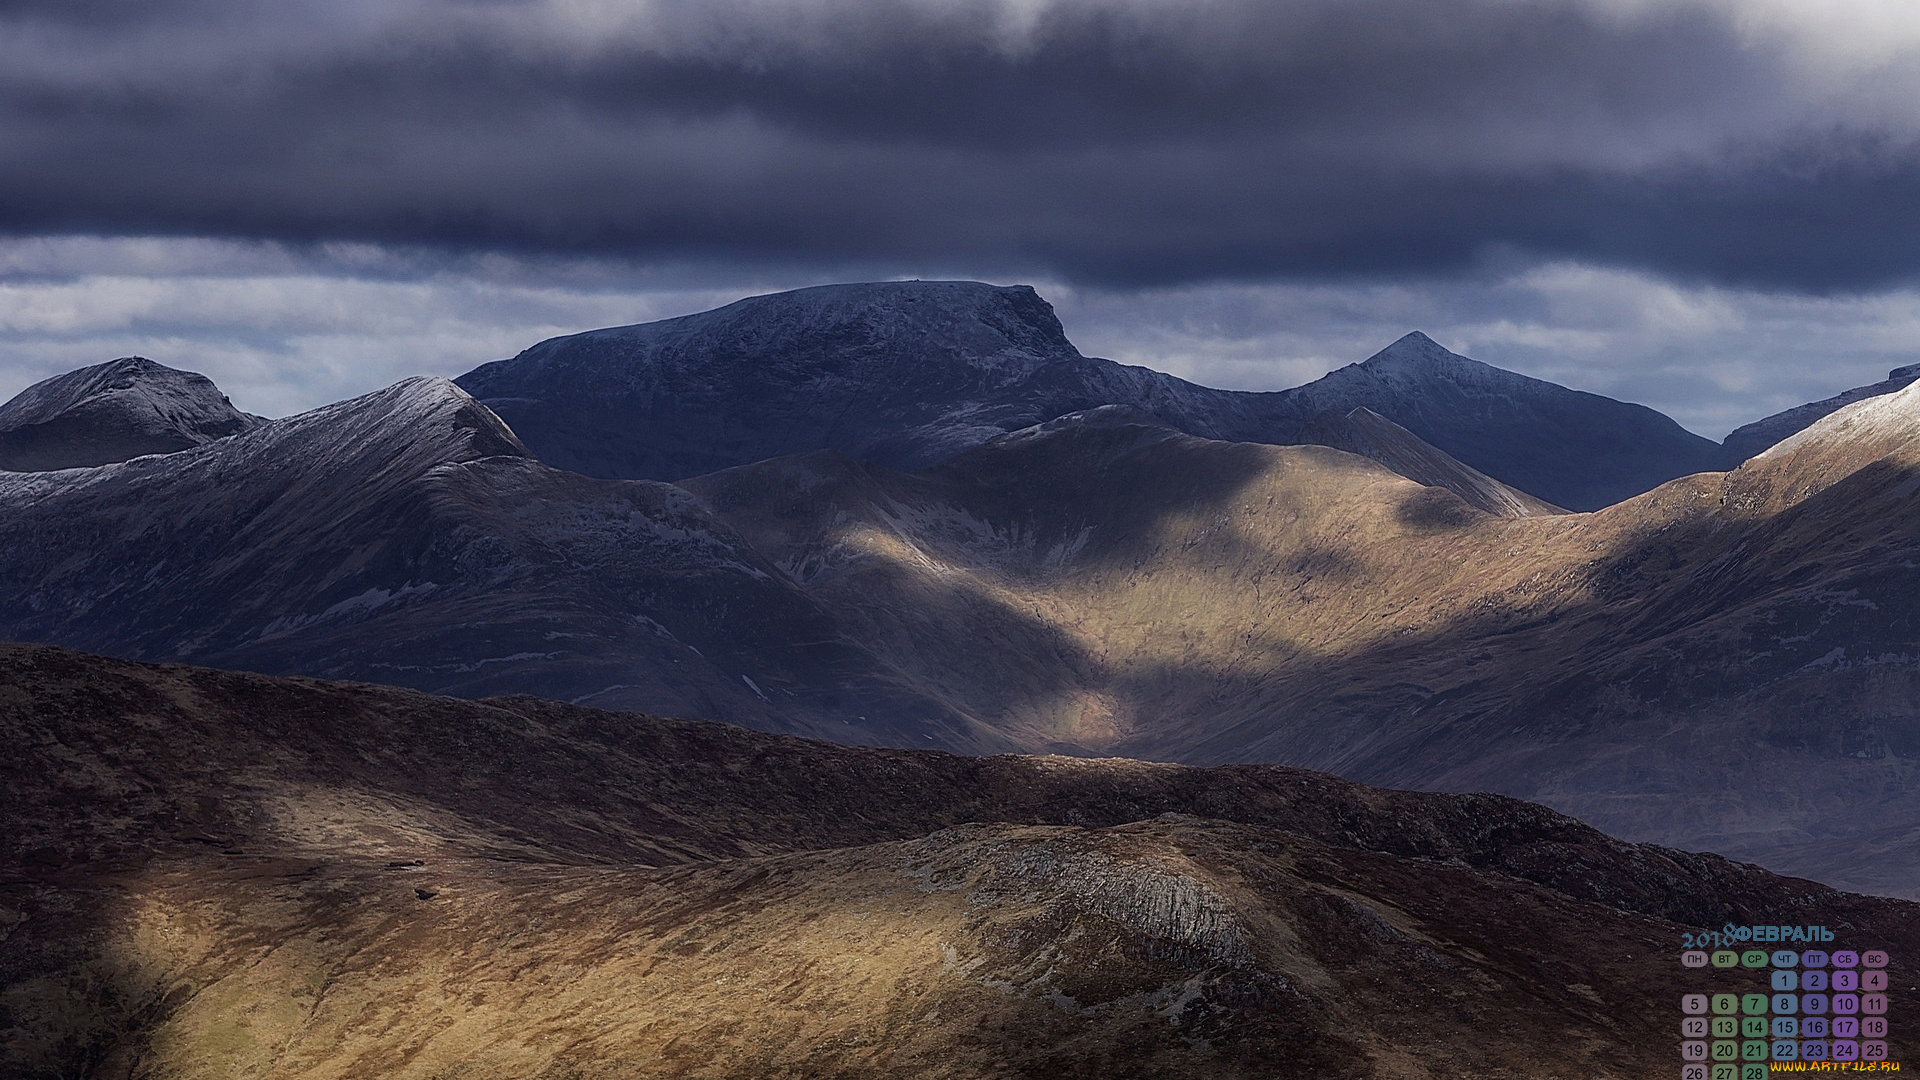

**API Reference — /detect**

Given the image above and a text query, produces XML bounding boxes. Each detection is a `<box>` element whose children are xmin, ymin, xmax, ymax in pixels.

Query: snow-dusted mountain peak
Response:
<box><xmin>465</xmin><ymin>279</ymin><xmax>1078</xmax><ymax>393</ymax></box>
<box><xmin>1368</xmin><ymin>330</ymin><xmax>1452</xmax><ymax>362</ymax></box>
<box><xmin>0</xmin><ymin>356</ymin><xmax>260</xmax><ymax>471</ymax></box>
<box><xmin>453</xmin><ymin>280</ymin><xmax>1116</xmax><ymax>481</ymax></box>
<box><xmin>1354</xmin><ymin>331</ymin><xmax>1531</xmax><ymax>389</ymax></box>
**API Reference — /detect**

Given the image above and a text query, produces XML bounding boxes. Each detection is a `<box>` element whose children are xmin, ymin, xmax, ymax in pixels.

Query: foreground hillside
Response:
<box><xmin>4</xmin><ymin>644</ymin><xmax>1914</xmax><ymax>1078</ymax></box>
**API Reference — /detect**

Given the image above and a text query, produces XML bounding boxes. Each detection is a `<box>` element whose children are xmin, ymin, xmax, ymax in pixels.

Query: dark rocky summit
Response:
<box><xmin>0</xmin><ymin>356</ymin><xmax>258</xmax><ymax>471</ymax></box>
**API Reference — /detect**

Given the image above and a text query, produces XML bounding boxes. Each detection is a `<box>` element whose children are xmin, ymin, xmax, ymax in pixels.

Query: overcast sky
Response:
<box><xmin>3</xmin><ymin>0</ymin><xmax>1919</xmax><ymax>437</ymax></box>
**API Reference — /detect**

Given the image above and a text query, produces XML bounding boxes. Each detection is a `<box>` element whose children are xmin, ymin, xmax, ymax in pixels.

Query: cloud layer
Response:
<box><xmin>2</xmin><ymin>0</ymin><xmax>1919</xmax><ymax>288</ymax></box>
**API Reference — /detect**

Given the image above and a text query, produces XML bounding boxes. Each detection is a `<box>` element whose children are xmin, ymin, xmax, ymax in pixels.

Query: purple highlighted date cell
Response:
<box><xmin>1832</xmin><ymin>951</ymin><xmax>1859</xmax><ymax>968</ymax></box>
<box><xmin>1833</xmin><ymin>970</ymin><xmax>1858</xmax><ymax>992</ymax></box>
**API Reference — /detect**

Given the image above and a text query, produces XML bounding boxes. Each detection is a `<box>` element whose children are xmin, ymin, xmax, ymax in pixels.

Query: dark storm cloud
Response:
<box><xmin>0</xmin><ymin>0</ymin><xmax>1917</xmax><ymax>289</ymax></box>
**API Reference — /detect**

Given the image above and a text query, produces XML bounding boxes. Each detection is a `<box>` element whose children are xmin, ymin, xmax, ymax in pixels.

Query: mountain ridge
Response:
<box><xmin>1724</xmin><ymin>361</ymin><xmax>1920</xmax><ymax>461</ymax></box>
<box><xmin>456</xmin><ymin>281</ymin><xmax>1721</xmax><ymax>510</ymax></box>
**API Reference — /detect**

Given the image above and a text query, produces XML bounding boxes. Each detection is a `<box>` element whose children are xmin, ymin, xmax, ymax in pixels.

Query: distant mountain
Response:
<box><xmin>1270</xmin><ymin>331</ymin><xmax>1728</xmax><ymax>510</ymax></box>
<box><xmin>7</xmin><ymin>365</ymin><xmax>1920</xmax><ymax>890</ymax></box>
<box><xmin>0</xmin><ymin>356</ymin><xmax>258</xmax><ymax>471</ymax></box>
<box><xmin>455</xmin><ymin>280</ymin><xmax>1241</xmax><ymax>481</ymax></box>
<box><xmin>9</xmin><ymin>644</ymin><xmax>1914</xmax><ymax>1079</ymax></box>
<box><xmin>457</xmin><ymin>281</ymin><xmax>1717</xmax><ymax>510</ymax></box>
<box><xmin>1722</xmin><ymin>361</ymin><xmax>1920</xmax><ymax>461</ymax></box>
<box><xmin>0</xmin><ymin>376</ymin><xmax>991</xmax><ymax>751</ymax></box>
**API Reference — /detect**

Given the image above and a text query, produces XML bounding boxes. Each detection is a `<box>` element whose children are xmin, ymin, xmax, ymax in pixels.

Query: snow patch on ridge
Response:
<box><xmin>1758</xmin><ymin>378</ymin><xmax>1920</xmax><ymax>460</ymax></box>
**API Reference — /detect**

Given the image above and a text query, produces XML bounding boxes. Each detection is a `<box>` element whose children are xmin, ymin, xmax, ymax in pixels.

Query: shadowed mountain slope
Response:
<box><xmin>456</xmin><ymin>281</ymin><xmax>1717</xmax><ymax>510</ymax></box>
<box><xmin>0</xmin><ymin>357</ymin><xmax>258</xmax><ymax>471</ymax></box>
<box><xmin>454</xmin><ymin>281</ymin><xmax>1252</xmax><ymax>482</ymax></box>
<box><xmin>3</xmin><ymin>645</ymin><xmax>1914</xmax><ymax>1079</ymax></box>
<box><xmin>0</xmin><ymin>377</ymin><xmax>992</xmax><ymax>751</ymax></box>
<box><xmin>685</xmin><ymin>390</ymin><xmax>1920</xmax><ymax>894</ymax></box>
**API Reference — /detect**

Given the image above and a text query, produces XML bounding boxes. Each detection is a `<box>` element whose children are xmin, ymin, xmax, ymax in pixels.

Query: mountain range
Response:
<box><xmin>4</xmin><ymin>644</ymin><xmax>1913</xmax><ymax>1078</ymax></box>
<box><xmin>456</xmin><ymin>280</ymin><xmax>1725</xmax><ymax>511</ymax></box>
<box><xmin>3</xmin><ymin>281</ymin><xmax>1919</xmax><ymax>900</ymax></box>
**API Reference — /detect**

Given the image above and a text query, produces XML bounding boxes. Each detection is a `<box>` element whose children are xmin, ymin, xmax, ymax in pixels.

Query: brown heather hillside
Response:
<box><xmin>4</xmin><ymin>644</ymin><xmax>1916</xmax><ymax>1078</ymax></box>
<box><xmin>682</xmin><ymin>384</ymin><xmax>1920</xmax><ymax>896</ymax></box>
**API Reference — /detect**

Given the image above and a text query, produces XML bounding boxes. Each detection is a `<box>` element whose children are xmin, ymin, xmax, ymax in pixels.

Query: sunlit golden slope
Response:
<box><xmin>683</xmin><ymin>387</ymin><xmax>1920</xmax><ymax>894</ymax></box>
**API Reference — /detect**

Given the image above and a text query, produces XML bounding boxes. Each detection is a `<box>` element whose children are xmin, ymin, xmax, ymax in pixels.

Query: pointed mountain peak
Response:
<box><xmin>1379</xmin><ymin>330</ymin><xmax>1445</xmax><ymax>353</ymax></box>
<box><xmin>1358</xmin><ymin>331</ymin><xmax>1510</xmax><ymax>377</ymax></box>
<box><xmin>1363</xmin><ymin>331</ymin><xmax>1466</xmax><ymax>365</ymax></box>
<box><xmin>0</xmin><ymin>356</ymin><xmax>259</xmax><ymax>471</ymax></box>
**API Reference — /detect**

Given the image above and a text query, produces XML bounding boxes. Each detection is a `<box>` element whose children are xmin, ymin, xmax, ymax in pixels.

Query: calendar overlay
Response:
<box><xmin>1679</xmin><ymin>926</ymin><xmax>1899</xmax><ymax>1078</ymax></box>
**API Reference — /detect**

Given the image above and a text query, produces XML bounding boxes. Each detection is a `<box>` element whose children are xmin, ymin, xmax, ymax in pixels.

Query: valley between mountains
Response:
<box><xmin>0</xmin><ymin>280</ymin><xmax>1916</xmax><ymax>904</ymax></box>
<box><xmin>5</xmin><ymin>279</ymin><xmax>1920</xmax><ymax>1078</ymax></box>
